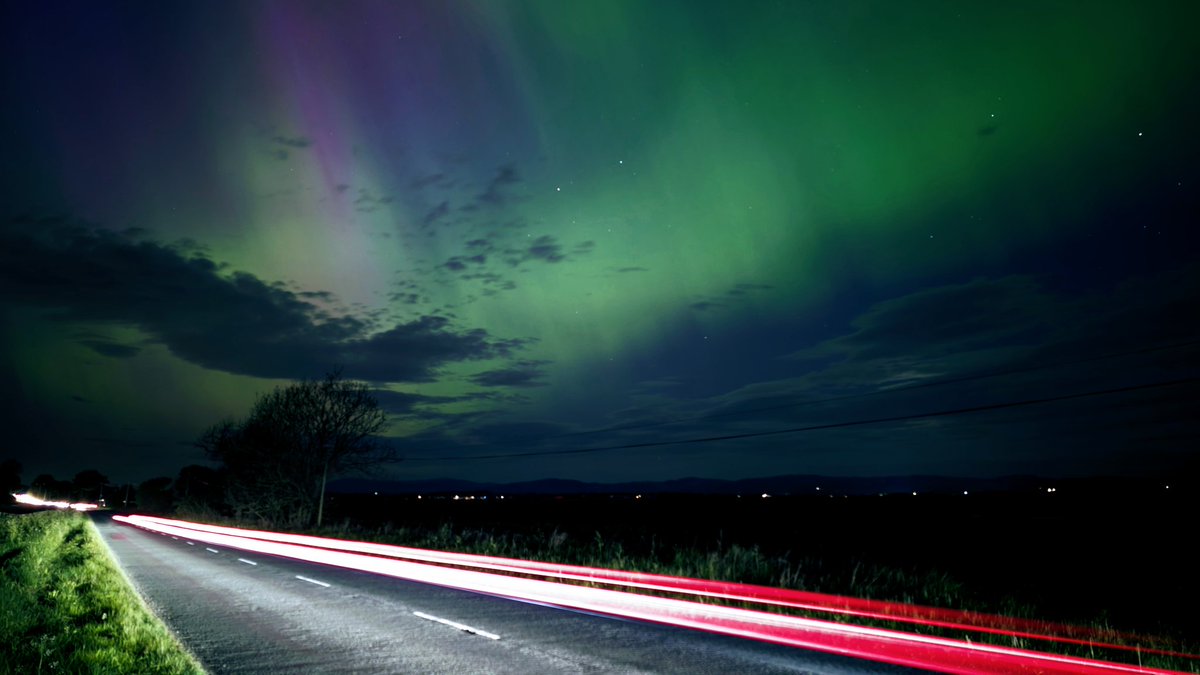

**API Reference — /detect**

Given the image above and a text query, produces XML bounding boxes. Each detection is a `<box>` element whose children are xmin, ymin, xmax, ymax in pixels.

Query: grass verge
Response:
<box><xmin>0</xmin><ymin>510</ymin><xmax>203</xmax><ymax>675</ymax></box>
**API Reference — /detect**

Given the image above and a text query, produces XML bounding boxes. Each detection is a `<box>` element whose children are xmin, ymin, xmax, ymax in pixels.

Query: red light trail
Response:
<box><xmin>115</xmin><ymin>515</ymin><xmax>1189</xmax><ymax>674</ymax></box>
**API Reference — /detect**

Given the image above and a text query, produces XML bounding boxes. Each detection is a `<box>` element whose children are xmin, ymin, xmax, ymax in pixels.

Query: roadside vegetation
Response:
<box><xmin>0</xmin><ymin>510</ymin><xmax>203</xmax><ymax>675</ymax></box>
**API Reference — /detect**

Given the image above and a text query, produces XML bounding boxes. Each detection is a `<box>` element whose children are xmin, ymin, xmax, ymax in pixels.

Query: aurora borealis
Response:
<box><xmin>1</xmin><ymin>1</ymin><xmax>1196</xmax><ymax>485</ymax></box>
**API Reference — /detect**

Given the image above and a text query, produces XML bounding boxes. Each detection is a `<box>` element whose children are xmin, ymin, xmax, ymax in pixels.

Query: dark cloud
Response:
<box><xmin>70</xmin><ymin>395</ymin><xmax>89</xmax><ymax>403</ymax></box>
<box><xmin>388</xmin><ymin>292</ymin><xmax>422</xmax><ymax>305</ymax></box>
<box><xmin>271</xmin><ymin>135</ymin><xmax>312</xmax><ymax>149</ymax></box>
<box><xmin>459</xmin><ymin>272</ymin><xmax>517</xmax><ymax>292</ymax></box>
<box><xmin>371</xmin><ymin>390</ymin><xmax>441</xmax><ymax>415</ymax></box>
<box><xmin>476</xmin><ymin>164</ymin><xmax>520</xmax><ymax>206</ymax></box>
<box><xmin>422</xmin><ymin>200</ymin><xmax>450</xmax><ymax>227</ymax></box>
<box><xmin>525</xmin><ymin>235</ymin><xmax>565</xmax><ymax>263</ymax></box>
<box><xmin>470</xmin><ymin>359</ymin><xmax>551</xmax><ymax>388</ymax></box>
<box><xmin>354</xmin><ymin>188</ymin><xmax>394</xmax><ymax>213</ymax></box>
<box><xmin>572</xmin><ymin>241</ymin><xmax>596</xmax><ymax>254</ymax></box>
<box><xmin>441</xmin><ymin>257</ymin><xmax>471</xmax><ymax>271</ymax></box>
<box><xmin>727</xmin><ymin>283</ymin><xmax>773</xmax><ymax>296</ymax></box>
<box><xmin>297</xmin><ymin>290</ymin><xmax>336</xmax><ymax>302</ymax></box>
<box><xmin>372</xmin><ymin>389</ymin><xmax>514</xmax><ymax>422</ymax></box>
<box><xmin>615</xmin><ymin>266</ymin><xmax>648</xmax><ymax>273</ymax></box>
<box><xmin>814</xmin><ymin>277</ymin><xmax>1056</xmax><ymax>362</ymax></box>
<box><xmin>272</xmin><ymin>149</ymin><xmax>289</xmax><ymax>161</ymax></box>
<box><xmin>80</xmin><ymin>339</ymin><xmax>140</xmax><ymax>358</ymax></box>
<box><xmin>690</xmin><ymin>282</ymin><xmax>771</xmax><ymax>310</ymax></box>
<box><xmin>649</xmin><ymin>271</ymin><xmax>1200</xmax><ymax>474</ymax></box>
<box><xmin>977</xmin><ymin>125</ymin><xmax>998</xmax><ymax>137</ymax></box>
<box><xmin>0</xmin><ymin>222</ymin><xmax>529</xmax><ymax>383</ymax></box>
<box><xmin>410</xmin><ymin>173</ymin><xmax>449</xmax><ymax>190</ymax></box>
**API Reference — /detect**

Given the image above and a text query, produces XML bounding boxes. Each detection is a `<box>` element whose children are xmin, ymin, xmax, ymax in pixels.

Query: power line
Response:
<box><xmin>404</xmin><ymin>376</ymin><xmax>1198</xmax><ymax>462</ymax></box>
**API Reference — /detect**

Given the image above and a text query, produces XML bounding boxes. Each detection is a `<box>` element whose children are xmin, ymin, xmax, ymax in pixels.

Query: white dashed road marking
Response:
<box><xmin>295</xmin><ymin>575</ymin><xmax>331</xmax><ymax>588</ymax></box>
<box><xmin>413</xmin><ymin>611</ymin><xmax>501</xmax><ymax>640</ymax></box>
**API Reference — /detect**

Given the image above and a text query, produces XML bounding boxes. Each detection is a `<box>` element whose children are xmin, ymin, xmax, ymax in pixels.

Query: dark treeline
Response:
<box><xmin>6</xmin><ymin>371</ymin><xmax>392</xmax><ymax>528</ymax></box>
<box><xmin>0</xmin><ymin>458</ymin><xmax>225</xmax><ymax>515</ymax></box>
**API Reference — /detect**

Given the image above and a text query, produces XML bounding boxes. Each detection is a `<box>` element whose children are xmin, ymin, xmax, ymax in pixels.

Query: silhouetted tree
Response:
<box><xmin>73</xmin><ymin>469</ymin><xmax>110</xmax><ymax>503</ymax></box>
<box><xmin>199</xmin><ymin>371</ymin><xmax>391</xmax><ymax>527</ymax></box>
<box><xmin>173</xmin><ymin>464</ymin><xmax>226</xmax><ymax>518</ymax></box>
<box><xmin>137</xmin><ymin>477</ymin><xmax>173</xmax><ymax>513</ymax></box>
<box><xmin>31</xmin><ymin>474</ymin><xmax>74</xmax><ymax>500</ymax></box>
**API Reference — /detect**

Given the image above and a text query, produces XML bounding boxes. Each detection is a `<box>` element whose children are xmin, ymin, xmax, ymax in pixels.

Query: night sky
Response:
<box><xmin>2</xmin><ymin>1</ymin><xmax>1197</xmax><ymax>486</ymax></box>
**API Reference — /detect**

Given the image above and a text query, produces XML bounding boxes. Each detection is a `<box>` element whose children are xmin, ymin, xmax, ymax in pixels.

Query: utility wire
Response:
<box><xmin>404</xmin><ymin>376</ymin><xmax>1198</xmax><ymax>462</ymax></box>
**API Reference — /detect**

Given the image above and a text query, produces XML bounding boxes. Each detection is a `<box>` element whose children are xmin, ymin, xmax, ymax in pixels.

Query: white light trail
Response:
<box><xmin>114</xmin><ymin>514</ymin><xmax>1174</xmax><ymax>675</ymax></box>
<box><xmin>12</xmin><ymin>492</ymin><xmax>98</xmax><ymax>511</ymax></box>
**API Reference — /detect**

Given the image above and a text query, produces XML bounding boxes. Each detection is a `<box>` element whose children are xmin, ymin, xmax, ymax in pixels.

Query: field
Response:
<box><xmin>0</xmin><ymin>510</ymin><xmax>202</xmax><ymax>675</ymax></box>
<box><xmin>311</xmin><ymin>489</ymin><xmax>1198</xmax><ymax>671</ymax></box>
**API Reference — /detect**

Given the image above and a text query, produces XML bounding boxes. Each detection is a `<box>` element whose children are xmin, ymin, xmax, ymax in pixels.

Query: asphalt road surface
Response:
<box><xmin>93</xmin><ymin>513</ymin><xmax>927</xmax><ymax>674</ymax></box>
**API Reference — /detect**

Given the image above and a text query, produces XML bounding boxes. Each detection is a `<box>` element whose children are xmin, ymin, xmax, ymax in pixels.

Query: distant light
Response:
<box><xmin>635</xmin><ymin>494</ymin><xmax>642</xmax><ymax>499</ymax></box>
<box><xmin>912</xmin><ymin>492</ymin><xmax>918</xmax><ymax>496</ymax></box>
<box><xmin>962</xmin><ymin>491</ymin><xmax>969</xmax><ymax>495</ymax></box>
<box><xmin>12</xmin><ymin>493</ymin><xmax>97</xmax><ymax>511</ymax></box>
<box><xmin>417</xmin><ymin>495</ymin><xmax>422</xmax><ymax>499</ymax></box>
<box><xmin>453</xmin><ymin>495</ymin><xmax>460</xmax><ymax>500</ymax></box>
<box><xmin>761</xmin><ymin>493</ymin><xmax>771</xmax><ymax>499</ymax></box>
<box><xmin>1165</xmin><ymin>485</ymin><xmax>1170</xmax><ymax>490</ymax></box>
<box><xmin>499</xmin><ymin>495</ymin><xmax>505</xmax><ymax>499</ymax></box>
<box><xmin>815</xmin><ymin>487</ymin><xmax>820</xmax><ymax>491</ymax></box>
<box><xmin>373</xmin><ymin>491</ymin><xmax>379</xmax><ymax>496</ymax></box>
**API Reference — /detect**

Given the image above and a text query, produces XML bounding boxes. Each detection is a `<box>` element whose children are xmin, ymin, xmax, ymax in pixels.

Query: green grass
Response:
<box><xmin>0</xmin><ymin>511</ymin><xmax>204</xmax><ymax>675</ymax></box>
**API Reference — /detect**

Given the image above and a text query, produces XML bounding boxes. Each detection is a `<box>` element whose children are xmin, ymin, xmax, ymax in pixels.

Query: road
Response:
<box><xmin>93</xmin><ymin>513</ymin><xmax>925</xmax><ymax>674</ymax></box>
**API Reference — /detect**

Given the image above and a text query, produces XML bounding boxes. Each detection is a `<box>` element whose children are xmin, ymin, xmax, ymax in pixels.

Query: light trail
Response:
<box><xmin>122</xmin><ymin>515</ymin><xmax>1190</xmax><ymax>659</ymax></box>
<box><xmin>12</xmin><ymin>492</ymin><xmax>98</xmax><ymax>511</ymax></box>
<box><xmin>115</xmin><ymin>514</ymin><xmax>1183</xmax><ymax>674</ymax></box>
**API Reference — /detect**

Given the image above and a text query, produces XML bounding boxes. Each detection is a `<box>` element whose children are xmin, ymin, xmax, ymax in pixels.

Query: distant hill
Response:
<box><xmin>325</xmin><ymin>474</ymin><xmax>1144</xmax><ymax>496</ymax></box>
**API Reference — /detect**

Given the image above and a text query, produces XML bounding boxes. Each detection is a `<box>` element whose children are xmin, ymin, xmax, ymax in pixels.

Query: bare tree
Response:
<box><xmin>200</xmin><ymin>371</ymin><xmax>392</xmax><ymax>527</ymax></box>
